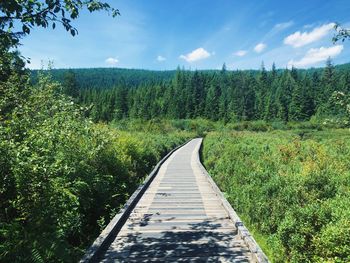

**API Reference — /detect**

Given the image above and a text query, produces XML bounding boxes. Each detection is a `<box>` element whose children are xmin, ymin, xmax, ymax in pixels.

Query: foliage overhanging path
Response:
<box><xmin>84</xmin><ymin>138</ymin><xmax>267</xmax><ymax>262</ymax></box>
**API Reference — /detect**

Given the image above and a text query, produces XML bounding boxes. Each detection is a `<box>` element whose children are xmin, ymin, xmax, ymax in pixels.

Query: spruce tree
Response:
<box><xmin>256</xmin><ymin>62</ymin><xmax>269</xmax><ymax>119</ymax></box>
<box><xmin>63</xmin><ymin>70</ymin><xmax>79</xmax><ymax>98</ymax></box>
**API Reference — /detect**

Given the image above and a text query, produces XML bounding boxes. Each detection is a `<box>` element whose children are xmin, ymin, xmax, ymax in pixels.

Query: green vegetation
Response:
<box><xmin>0</xmin><ymin>0</ymin><xmax>119</xmax><ymax>47</ymax></box>
<box><xmin>3</xmin><ymin>56</ymin><xmax>350</xmax><ymax>262</ymax></box>
<box><xmin>45</xmin><ymin>61</ymin><xmax>350</xmax><ymax>124</ymax></box>
<box><xmin>202</xmin><ymin>129</ymin><xmax>350</xmax><ymax>262</ymax></box>
<box><xmin>31</xmin><ymin>68</ymin><xmax>176</xmax><ymax>89</ymax></box>
<box><xmin>1</xmin><ymin>3</ymin><xmax>194</xmax><ymax>261</ymax></box>
<box><xmin>0</xmin><ymin>72</ymin><xmax>193</xmax><ymax>262</ymax></box>
<box><xmin>2</xmin><ymin>2</ymin><xmax>350</xmax><ymax>262</ymax></box>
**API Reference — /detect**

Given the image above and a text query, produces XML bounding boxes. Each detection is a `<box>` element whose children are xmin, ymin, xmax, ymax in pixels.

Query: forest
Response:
<box><xmin>36</xmin><ymin>60</ymin><xmax>350</xmax><ymax>124</ymax></box>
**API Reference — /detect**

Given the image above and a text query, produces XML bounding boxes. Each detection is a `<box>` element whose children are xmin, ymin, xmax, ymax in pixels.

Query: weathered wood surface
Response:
<box><xmin>84</xmin><ymin>138</ymin><xmax>268</xmax><ymax>262</ymax></box>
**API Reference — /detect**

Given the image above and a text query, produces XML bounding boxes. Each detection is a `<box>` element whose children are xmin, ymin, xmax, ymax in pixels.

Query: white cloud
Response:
<box><xmin>274</xmin><ymin>21</ymin><xmax>294</xmax><ymax>30</ymax></box>
<box><xmin>234</xmin><ymin>50</ymin><xmax>247</xmax><ymax>57</ymax></box>
<box><xmin>288</xmin><ymin>45</ymin><xmax>343</xmax><ymax>68</ymax></box>
<box><xmin>254</xmin><ymin>43</ymin><xmax>267</xmax><ymax>53</ymax></box>
<box><xmin>105</xmin><ymin>57</ymin><xmax>119</xmax><ymax>65</ymax></box>
<box><xmin>284</xmin><ymin>23</ymin><xmax>335</xmax><ymax>48</ymax></box>
<box><xmin>157</xmin><ymin>55</ymin><xmax>166</xmax><ymax>62</ymax></box>
<box><xmin>180</xmin><ymin>47</ymin><xmax>211</xmax><ymax>62</ymax></box>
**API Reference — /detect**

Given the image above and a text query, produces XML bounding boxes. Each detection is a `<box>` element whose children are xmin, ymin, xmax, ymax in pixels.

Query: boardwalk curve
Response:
<box><xmin>81</xmin><ymin>138</ymin><xmax>268</xmax><ymax>262</ymax></box>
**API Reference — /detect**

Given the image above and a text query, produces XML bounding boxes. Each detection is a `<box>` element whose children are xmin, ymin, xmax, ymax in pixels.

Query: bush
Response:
<box><xmin>0</xmin><ymin>75</ymin><xmax>193</xmax><ymax>262</ymax></box>
<box><xmin>226</xmin><ymin>121</ymin><xmax>271</xmax><ymax>132</ymax></box>
<box><xmin>203</xmin><ymin>129</ymin><xmax>350</xmax><ymax>262</ymax></box>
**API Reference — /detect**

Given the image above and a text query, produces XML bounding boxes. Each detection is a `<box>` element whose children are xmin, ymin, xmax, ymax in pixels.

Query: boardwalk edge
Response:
<box><xmin>80</xmin><ymin>139</ymin><xmax>192</xmax><ymax>263</ymax></box>
<box><xmin>196</xmin><ymin>138</ymin><xmax>270</xmax><ymax>263</ymax></box>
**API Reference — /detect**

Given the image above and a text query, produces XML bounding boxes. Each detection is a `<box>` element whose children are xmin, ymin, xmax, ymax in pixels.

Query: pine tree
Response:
<box><xmin>219</xmin><ymin>64</ymin><xmax>229</xmax><ymax>121</ymax></box>
<box><xmin>191</xmin><ymin>71</ymin><xmax>205</xmax><ymax>117</ymax></box>
<box><xmin>114</xmin><ymin>87</ymin><xmax>128</xmax><ymax>119</ymax></box>
<box><xmin>63</xmin><ymin>70</ymin><xmax>79</xmax><ymax>98</ymax></box>
<box><xmin>276</xmin><ymin>71</ymin><xmax>294</xmax><ymax>122</ymax></box>
<box><xmin>318</xmin><ymin>58</ymin><xmax>336</xmax><ymax>116</ymax></box>
<box><xmin>271</xmin><ymin>62</ymin><xmax>277</xmax><ymax>79</ymax></box>
<box><xmin>205</xmin><ymin>74</ymin><xmax>220</xmax><ymax>120</ymax></box>
<box><xmin>339</xmin><ymin>71</ymin><xmax>350</xmax><ymax>92</ymax></box>
<box><xmin>254</xmin><ymin>62</ymin><xmax>269</xmax><ymax>119</ymax></box>
<box><xmin>243</xmin><ymin>74</ymin><xmax>257</xmax><ymax>120</ymax></box>
<box><xmin>302</xmin><ymin>74</ymin><xmax>316</xmax><ymax>119</ymax></box>
<box><xmin>289</xmin><ymin>83</ymin><xmax>305</xmax><ymax>121</ymax></box>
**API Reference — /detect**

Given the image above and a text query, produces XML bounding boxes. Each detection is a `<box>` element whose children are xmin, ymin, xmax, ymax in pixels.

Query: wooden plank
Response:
<box><xmin>124</xmin><ymin>220</ymin><xmax>235</xmax><ymax>230</ymax></box>
<box><xmin>114</xmin><ymin>229</ymin><xmax>239</xmax><ymax>239</ymax></box>
<box><xmin>101</xmin><ymin>255</ymin><xmax>251</xmax><ymax>263</ymax></box>
<box><xmin>118</xmin><ymin>228</ymin><xmax>238</xmax><ymax>234</ymax></box>
<box><xmin>129</xmin><ymin>213</ymin><xmax>229</xmax><ymax>219</ymax></box>
<box><xmin>128</xmin><ymin>217</ymin><xmax>230</xmax><ymax>223</ymax></box>
<box><xmin>102</xmin><ymin>243</ymin><xmax>251</xmax><ymax>259</ymax></box>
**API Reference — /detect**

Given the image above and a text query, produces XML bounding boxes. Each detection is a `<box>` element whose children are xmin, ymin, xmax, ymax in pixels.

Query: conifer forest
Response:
<box><xmin>37</xmin><ymin>61</ymin><xmax>350</xmax><ymax>123</ymax></box>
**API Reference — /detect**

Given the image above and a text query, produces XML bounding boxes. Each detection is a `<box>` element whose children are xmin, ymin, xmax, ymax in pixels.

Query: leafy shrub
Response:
<box><xmin>203</xmin><ymin>130</ymin><xmax>350</xmax><ymax>262</ymax></box>
<box><xmin>0</xmin><ymin>75</ymin><xmax>193</xmax><ymax>262</ymax></box>
<box><xmin>112</xmin><ymin>118</ymin><xmax>220</xmax><ymax>137</ymax></box>
<box><xmin>226</xmin><ymin>121</ymin><xmax>271</xmax><ymax>132</ymax></box>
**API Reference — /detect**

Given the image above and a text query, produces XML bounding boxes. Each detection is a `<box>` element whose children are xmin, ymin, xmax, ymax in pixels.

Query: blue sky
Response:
<box><xmin>19</xmin><ymin>0</ymin><xmax>350</xmax><ymax>70</ymax></box>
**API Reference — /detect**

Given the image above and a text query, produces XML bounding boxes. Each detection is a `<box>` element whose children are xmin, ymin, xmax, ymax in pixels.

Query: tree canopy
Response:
<box><xmin>47</xmin><ymin>61</ymin><xmax>350</xmax><ymax>124</ymax></box>
<box><xmin>0</xmin><ymin>0</ymin><xmax>119</xmax><ymax>49</ymax></box>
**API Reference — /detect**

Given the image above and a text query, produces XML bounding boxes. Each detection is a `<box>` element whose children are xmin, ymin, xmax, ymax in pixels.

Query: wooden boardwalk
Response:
<box><xmin>82</xmin><ymin>139</ymin><xmax>268</xmax><ymax>262</ymax></box>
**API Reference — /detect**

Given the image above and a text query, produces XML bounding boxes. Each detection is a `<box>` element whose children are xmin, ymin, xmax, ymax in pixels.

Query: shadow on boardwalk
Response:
<box><xmin>99</xmin><ymin>214</ymin><xmax>251</xmax><ymax>262</ymax></box>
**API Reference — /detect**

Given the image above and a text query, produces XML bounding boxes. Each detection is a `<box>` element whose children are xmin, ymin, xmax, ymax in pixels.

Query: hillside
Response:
<box><xmin>31</xmin><ymin>61</ymin><xmax>350</xmax><ymax>123</ymax></box>
<box><xmin>30</xmin><ymin>68</ymin><xmax>177</xmax><ymax>89</ymax></box>
<box><xmin>30</xmin><ymin>62</ymin><xmax>350</xmax><ymax>89</ymax></box>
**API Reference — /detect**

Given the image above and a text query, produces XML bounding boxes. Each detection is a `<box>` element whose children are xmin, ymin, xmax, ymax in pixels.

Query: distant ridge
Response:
<box><xmin>30</xmin><ymin>68</ymin><xmax>177</xmax><ymax>89</ymax></box>
<box><xmin>30</xmin><ymin>62</ymin><xmax>350</xmax><ymax>89</ymax></box>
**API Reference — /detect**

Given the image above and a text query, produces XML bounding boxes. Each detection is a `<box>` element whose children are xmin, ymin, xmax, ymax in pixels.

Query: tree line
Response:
<box><xmin>59</xmin><ymin>60</ymin><xmax>350</xmax><ymax>123</ymax></box>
